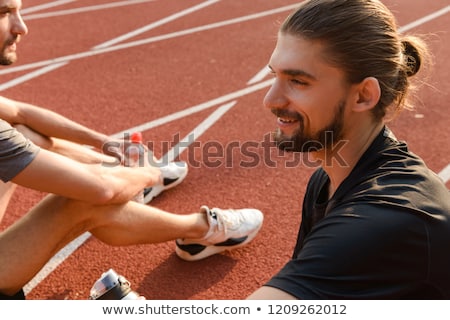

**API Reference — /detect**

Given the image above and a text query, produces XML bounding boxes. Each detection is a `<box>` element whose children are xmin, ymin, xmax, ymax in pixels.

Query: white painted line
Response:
<box><xmin>111</xmin><ymin>79</ymin><xmax>274</xmax><ymax>138</ymax></box>
<box><xmin>11</xmin><ymin>3</ymin><xmax>448</xmax><ymax>80</ymax></box>
<box><xmin>0</xmin><ymin>1</ymin><xmax>219</xmax><ymax>91</ymax></box>
<box><xmin>0</xmin><ymin>3</ymin><xmax>301</xmax><ymax>76</ymax></box>
<box><xmin>247</xmin><ymin>65</ymin><xmax>271</xmax><ymax>85</ymax></box>
<box><xmin>399</xmin><ymin>5</ymin><xmax>450</xmax><ymax>33</ymax></box>
<box><xmin>0</xmin><ymin>62</ymin><xmax>67</xmax><ymax>91</ymax></box>
<box><xmin>94</xmin><ymin>0</ymin><xmax>220</xmax><ymax>49</ymax></box>
<box><xmin>164</xmin><ymin>101</ymin><xmax>237</xmax><ymax>163</ymax></box>
<box><xmin>23</xmin><ymin>231</ymin><xmax>92</xmax><ymax>295</ymax></box>
<box><xmin>438</xmin><ymin>163</ymin><xmax>450</xmax><ymax>184</ymax></box>
<box><xmin>21</xmin><ymin>0</ymin><xmax>75</xmax><ymax>14</ymax></box>
<box><xmin>22</xmin><ymin>0</ymin><xmax>156</xmax><ymax>21</ymax></box>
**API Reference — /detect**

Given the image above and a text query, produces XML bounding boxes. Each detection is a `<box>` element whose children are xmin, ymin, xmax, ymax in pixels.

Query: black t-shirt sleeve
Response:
<box><xmin>265</xmin><ymin>204</ymin><xmax>429</xmax><ymax>299</ymax></box>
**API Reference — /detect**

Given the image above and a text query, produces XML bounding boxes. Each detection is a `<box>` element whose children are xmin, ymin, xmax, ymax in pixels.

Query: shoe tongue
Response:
<box><xmin>201</xmin><ymin>207</ymin><xmax>220</xmax><ymax>240</ymax></box>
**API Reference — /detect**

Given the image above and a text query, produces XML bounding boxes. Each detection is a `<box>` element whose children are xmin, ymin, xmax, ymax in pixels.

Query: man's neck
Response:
<box><xmin>313</xmin><ymin>122</ymin><xmax>384</xmax><ymax>199</ymax></box>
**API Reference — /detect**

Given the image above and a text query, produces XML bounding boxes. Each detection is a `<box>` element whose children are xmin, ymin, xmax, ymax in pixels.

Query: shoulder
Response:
<box><xmin>307</xmin><ymin>203</ymin><xmax>429</xmax><ymax>253</ymax></box>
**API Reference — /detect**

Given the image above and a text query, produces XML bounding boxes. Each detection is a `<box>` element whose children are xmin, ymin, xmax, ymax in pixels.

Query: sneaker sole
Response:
<box><xmin>175</xmin><ymin>221</ymin><xmax>263</xmax><ymax>261</ymax></box>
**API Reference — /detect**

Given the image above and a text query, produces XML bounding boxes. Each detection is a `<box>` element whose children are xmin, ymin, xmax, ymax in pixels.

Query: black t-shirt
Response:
<box><xmin>266</xmin><ymin>127</ymin><xmax>450</xmax><ymax>299</ymax></box>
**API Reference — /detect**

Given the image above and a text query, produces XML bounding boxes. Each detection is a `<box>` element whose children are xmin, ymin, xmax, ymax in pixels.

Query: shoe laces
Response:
<box><xmin>213</xmin><ymin>209</ymin><xmax>243</xmax><ymax>233</ymax></box>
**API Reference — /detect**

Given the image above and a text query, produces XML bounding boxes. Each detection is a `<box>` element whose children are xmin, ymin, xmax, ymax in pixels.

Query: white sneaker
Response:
<box><xmin>143</xmin><ymin>161</ymin><xmax>188</xmax><ymax>203</ymax></box>
<box><xmin>175</xmin><ymin>205</ymin><xmax>264</xmax><ymax>261</ymax></box>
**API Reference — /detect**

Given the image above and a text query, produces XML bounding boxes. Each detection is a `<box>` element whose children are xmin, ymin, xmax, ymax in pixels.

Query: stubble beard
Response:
<box><xmin>0</xmin><ymin>38</ymin><xmax>18</xmax><ymax>65</ymax></box>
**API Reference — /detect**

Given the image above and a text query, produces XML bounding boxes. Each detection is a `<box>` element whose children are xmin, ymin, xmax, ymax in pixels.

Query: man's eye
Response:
<box><xmin>0</xmin><ymin>8</ymin><xmax>11</xmax><ymax>16</ymax></box>
<box><xmin>291</xmin><ymin>79</ymin><xmax>307</xmax><ymax>86</ymax></box>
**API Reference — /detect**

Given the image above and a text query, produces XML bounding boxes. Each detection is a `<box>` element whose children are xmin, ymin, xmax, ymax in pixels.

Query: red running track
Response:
<box><xmin>0</xmin><ymin>0</ymin><xmax>449</xmax><ymax>299</ymax></box>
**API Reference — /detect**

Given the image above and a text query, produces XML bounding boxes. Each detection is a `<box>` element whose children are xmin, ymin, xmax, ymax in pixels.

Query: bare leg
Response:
<box><xmin>1</xmin><ymin>125</ymin><xmax>198</xmax><ymax>295</ymax></box>
<box><xmin>0</xmin><ymin>181</ymin><xmax>16</xmax><ymax>223</ymax></box>
<box><xmin>0</xmin><ymin>195</ymin><xmax>208</xmax><ymax>295</ymax></box>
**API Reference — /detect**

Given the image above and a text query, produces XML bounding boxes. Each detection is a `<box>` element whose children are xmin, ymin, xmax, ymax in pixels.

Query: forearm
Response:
<box><xmin>12</xmin><ymin>150</ymin><xmax>161</xmax><ymax>204</ymax></box>
<box><xmin>14</xmin><ymin>124</ymin><xmax>116</xmax><ymax>165</ymax></box>
<box><xmin>16</xmin><ymin>101</ymin><xmax>109</xmax><ymax>149</ymax></box>
<box><xmin>49</xmin><ymin>138</ymin><xmax>118</xmax><ymax>164</ymax></box>
<box><xmin>0</xmin><ymin>96</ymin><xmax>109</xmax><ymax>149</ymax></box>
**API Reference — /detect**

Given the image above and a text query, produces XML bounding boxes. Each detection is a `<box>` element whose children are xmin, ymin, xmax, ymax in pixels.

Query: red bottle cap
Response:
<box><xmin>130</xmin><ymin>132</ymin><xmax>142</xmax><ymax>143</ymax></box>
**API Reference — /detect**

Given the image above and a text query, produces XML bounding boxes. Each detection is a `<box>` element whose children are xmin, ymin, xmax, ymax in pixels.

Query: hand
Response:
<box><xmin>102</xmin><ymin>138</ymin><xmax>148</xmax><ymax>164</ymax></box>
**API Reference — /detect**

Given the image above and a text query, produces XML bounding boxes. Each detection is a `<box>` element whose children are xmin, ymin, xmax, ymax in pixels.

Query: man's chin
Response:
<box><xmin>0</xmin><ymin>54</ymin><xmax>17</xmax><ymax>66</ymax></box>
<box><xmin>273</xmin><ymin>133</ymin><xmax>324</xmax><ymax>153</ymax></box>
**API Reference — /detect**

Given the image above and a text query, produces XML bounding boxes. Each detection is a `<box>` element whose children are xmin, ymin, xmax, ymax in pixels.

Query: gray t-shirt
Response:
<box><xmin>0</xmin><ymin>119</ymin><xmax>40</xmax><ymax>182</ymax></box>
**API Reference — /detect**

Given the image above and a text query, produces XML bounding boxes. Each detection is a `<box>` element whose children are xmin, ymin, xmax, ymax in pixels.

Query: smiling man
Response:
<box><xmin>248</xmin><ymin>0</ymin><xmax>450</xmax><ymax>299</ymax></box>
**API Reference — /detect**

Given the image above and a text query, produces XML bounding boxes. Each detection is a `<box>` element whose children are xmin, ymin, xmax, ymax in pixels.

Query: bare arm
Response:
<box><xmin>11</xmin><ymin>148</ymin><xmax>161</xmax><ymax>204</ymax></box>
<box><xmin>0</xmin><ymin>96</ymin><xmax>134</xmax><ymax>162</ymax></box>
<box><xmin>247</xmin><ymin>286</ymin><xmax>298</xmax><ymax>300</ymax></box>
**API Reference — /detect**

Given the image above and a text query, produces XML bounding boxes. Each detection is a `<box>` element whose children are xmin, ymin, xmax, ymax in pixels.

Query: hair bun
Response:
<box><xmin>402</xmin><ymin>40</ymin><xmax>421</xmax><ymax>77</ymax></box>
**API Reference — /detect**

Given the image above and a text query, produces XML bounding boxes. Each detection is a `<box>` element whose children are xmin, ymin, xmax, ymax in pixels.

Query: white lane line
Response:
<box><xmin>247</xmin><ymin>65</ymin><xmax>271</xmax><ymax>85</ymax></box>
<box><xmin>399</xmin><ymin>5</ymin><xmax>450</xmax><ymax>32</ymax></box>
<box><xmin>23</xmin><ymin>232</ymin><xmax>92</xmax><ymax>294</ymax></box>
<box><xmin>0</xmin><ymin>3</ymin><xmax>301</xmax><ymax>77</ymax></box>
<box><xmin>438</xmin><ymin>163</ymin><xmax>450</xmax><ymax>184</ymax></box>
<box><xmin>111</xmin><ymin>79</ymin><xmax>275</xmax><ymax>138</ymax></box>
<box><xmin>10</xmin><ymin>3</ymin><xmax>449</xmax><ymax>80</ymax></box>
<box><xmin>0</xmin><ymin>62</ymin><xmax>68</xmax><ymax>91</ymax></box>
<box><xmin>0</xmin><ymin>0</ymin><xmax>219</xmax><ymax>90</ymax></box>
<box><xmin>94</xmin><ymin>0</ymin><xmax>220</xmax><ymax>49</ymax></box>
<box><xmin>22</xmin><ymin>0</ymin><xmax>157</xmax><ymax>21</ymax></box>
<box><xmin>163</xmin><ymin>101</ymin><xmax>237</xmax><ymax>163</ymax></box>
<box><xmin>21</xmin><ymin>0</ymin><xmax>75</xmax><ymax>14</ymax></box>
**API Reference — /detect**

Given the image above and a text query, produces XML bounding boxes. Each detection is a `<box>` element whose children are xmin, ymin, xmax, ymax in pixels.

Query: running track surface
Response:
<box><xmin>0</xmin><ymin>0</ymin><xmax>449</xmax><ymax>300</ymax></box>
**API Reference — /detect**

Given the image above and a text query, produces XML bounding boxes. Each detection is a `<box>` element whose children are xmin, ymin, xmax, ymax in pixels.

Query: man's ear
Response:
<box><xmin>353</xmin><ymin>77</ymin><xmax>381</xmax><ymax>112</ymax></box>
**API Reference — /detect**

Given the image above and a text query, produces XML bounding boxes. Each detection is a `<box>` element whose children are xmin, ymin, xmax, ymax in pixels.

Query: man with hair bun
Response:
<box><xmin>248</xmin><ymin>0</ymin><xmax>450</xmax><ymax>299</ymax></box>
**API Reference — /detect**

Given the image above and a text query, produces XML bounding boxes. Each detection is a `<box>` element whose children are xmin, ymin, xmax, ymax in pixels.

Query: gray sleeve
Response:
<box><xmin>0</xmin><ymin>119</ymin><xmax>40</xmax><ymax>182</ymax></box>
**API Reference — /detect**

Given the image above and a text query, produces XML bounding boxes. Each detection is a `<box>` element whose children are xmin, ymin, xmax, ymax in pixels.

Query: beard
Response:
<box><xmin>0</xmin><ymin>38</ymin><xmax>19</xmax><ymax>65</ymax></box>
<box><xmin>272</xmin><ymin>100</ymin><xmax>346</xmax><ymax>152</ymax></box>
<box><xmin>0</xmin><ymin>53</ymin><xmax>17</xmax><ymax>65</ymax></box>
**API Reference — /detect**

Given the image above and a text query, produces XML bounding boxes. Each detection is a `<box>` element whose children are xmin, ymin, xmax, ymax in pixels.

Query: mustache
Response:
<box><xmin>270</xmin><ymin>108</ymin><xmax>302</xmax><ymax>121</ymax></box>
<box><xmin>6</xmin><ymin>35</ymin><xmax>19</xmax><ymax>46</ymax></box>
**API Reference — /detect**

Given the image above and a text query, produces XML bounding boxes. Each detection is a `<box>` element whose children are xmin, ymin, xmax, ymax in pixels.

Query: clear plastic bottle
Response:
<box><xmin>88</xmin><ymin>269</ymin><xmax>141</xmax><ymax>300</ymax></box>
<box><xmin>125</xmin><ymin>132</ymin><xmax>145</xmax><ymax>203</ymax></box>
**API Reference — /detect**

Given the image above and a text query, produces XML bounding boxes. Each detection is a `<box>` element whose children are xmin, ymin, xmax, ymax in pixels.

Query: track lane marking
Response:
<box><xmin>21</xmin><ymin>0</ymin><xmax>76</xmax><ymax>14</ymax></box>
<box><xmin>0</xmin><ymin>3</ymin><xmax>301</xmax><ymax>77</ymax></box>
<box><xmin>22</xmin><ymin>0</ymin><xmax>157</xmax><ymax>20</ymax></box>
<box><xmin>111</xmin><ymin>79</ymin><xmax>275</xmax><ymax>138</ymax></box>
<box><xmin>93</xmin><ymin>0</ymin><xmax>221</xmax><ymax>50</ymax></box>
<box><xmin>439</xmin><ymin>164</ymin><xmax>450</xmax><ymax>184</ymax></box>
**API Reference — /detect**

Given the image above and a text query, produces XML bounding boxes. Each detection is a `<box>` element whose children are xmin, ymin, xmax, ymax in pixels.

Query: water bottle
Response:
<box><xmin>88</xmin><ymin>269</ymin><xmax>141</xmax><ymax>300</ymax></box>
<box><xmin>125</xmin><ymin>132</ymin><xmax>145</xmax><ymax>203</ymax></box>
